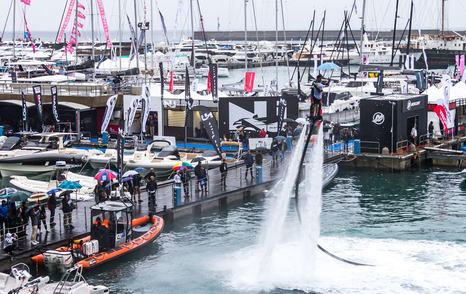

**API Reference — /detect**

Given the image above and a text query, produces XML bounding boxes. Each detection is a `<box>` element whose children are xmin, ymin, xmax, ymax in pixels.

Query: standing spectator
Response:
<box><xmin>47</xmin><ymin>193</ymin><xmax>58</xmax><ymax>228</ymax></box>
<box><xmin>62</xmin><ymin>194</ymin><xmax>74</xmax><ymax>230</ymax></box>
<box><xmin>243</xmin><ymin>151</ymin><xmax>254</xmax><ymax>179</ymax></box>
<box><xmin>279</xmin><ymin>141</ymin><xmax>286</xmax><ymax>162</ymax></box>
<box><xmin>149</xmin><ymin>115</ymin><xmax>156</xmax><ymax>137</ymax></box>
<box><xmin>219</xmin><ymin>159</ymin><xmax>228</xmax><ymax>188</ymax></box>
<box><xmin>194</xmin><ymin>162</ymin><xmax>203</xmax><ymax>192</ymax></box>
<box><xmin>411</xmin><ymin>124</ymin><xmax>418</xmax><ymax>145</ymax></box>
<box><xmin>29</xmin><ymin>205</ymin><xmax>40</xmax><ymax>245</ymax></box>
<box><xmin>286</xmin><ymin>126</ymin><xmax>293</xmax><ymax>151</ymax></box>
<box><xmin>146</xmin><ymin>176</ymin><xmax>158</xmax><ymax>211</ymax></box>
<box><xmin>199</xmin><ymin>164</ymin><xmax>208</xmax><ymax>194</ymax></box>
<box><xmin>173</xmin><ymin>171</ymin><xmax>182</xmax><ymax>206</ymax></box>
<box><xmin>180</xmin><ymin>169</ymin><xmax>191</xmax><ymax>199</ymax></box>
<box><xmin>428</xmin><ymin>121</ymin><xmax>434</xmax><ymax>140</ymax></box>
<box><xmin>145</xmin><ymin>168</ymin><xmax>157</xmax><ymax>183</ymax></box>
<box><xmin>132</xmin><ymin>173</ymin><xmax>142</xmax><ymax>203</ymax></box>
<box><xmin>38</xmin><ymin>205</ymin><xmax>48</xmax><ymax>234</ymax></box>
<box><xmin>271</xmin><ymin>140</ymin><xmax>279</xmax><ymax>165</ymax></box>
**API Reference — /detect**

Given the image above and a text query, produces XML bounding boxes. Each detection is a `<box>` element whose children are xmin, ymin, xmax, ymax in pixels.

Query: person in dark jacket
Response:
<box><xmin>47</xmin><ymin>193</ymin><xmax>58</xmax><ymax>227</ymax></box>
<box><xmin>243</xmin><ymin>151</ymin><xmax>254</xmax><ymax>179</ymax></box>
<box><xmin>62</xmin><ymin>194</ymin><xmax>74</xmax><ymax>230</ymax></box>
<box><xmin>29</xmin><ymin>205</ymin><xmax>40</xmax><ymax>245</ymax></box>
<box><xmin>38</xmin><ymin>205</ymin><xmax>47</xmax><ymax>234</ymax></box>
<box><xmin>194</xmin><ymin>162</ymin><xmax>203</xmax><ymax>192</ymax></box>
<box><xmin>180</xmin><ymin>169</ymin><xmax>191</xmax><ymax>199</ymax></box>
<box><xmin>146</xmin><ymin>176</ymin><xmax>158</xmax><ymax>210</ymax></box>
<box><xmin>132</xmin><ymin>173</ymin><xmax>142</xmax><ymax>202</ymax></box>
<box><xmin>219</xmin><ymin>159</ymin><xmax>228</xmax><ymax>188</ymax></box>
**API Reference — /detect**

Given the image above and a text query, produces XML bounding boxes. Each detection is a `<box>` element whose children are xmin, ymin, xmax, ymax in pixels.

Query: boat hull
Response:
<box><xmin>0</xmin><ymin>164</ymin><xmax>56</xmax><ymax>177</ymax></box>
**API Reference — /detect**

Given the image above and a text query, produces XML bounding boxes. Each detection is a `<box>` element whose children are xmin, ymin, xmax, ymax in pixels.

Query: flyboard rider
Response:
<box><xmin>309</xmin><ymin>74</ymin><xmax>329</xmax><ymax>122</ymax></box>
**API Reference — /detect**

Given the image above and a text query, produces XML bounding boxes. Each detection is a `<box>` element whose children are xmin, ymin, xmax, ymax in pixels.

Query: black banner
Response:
<box><xmin>276</xmin><ymin>96</ymin><xmax>287</xmax><ymax>136</ymax></box>
<box><xmin>21</xmin><ymin>90</ymin><xmax>28</xmax><ymax>130</ymax></box>
<box><xmin>159</xmin><ymin>62</ymin><xmax>164</xmax><ymax>96</ymax></box>
<box><xmin>185</xmin><ymin>66</ymin><xmax>194</xmax><ymax>128</ymax></box>
<box><xmin>11</xmin><ymin>72</ymin><xmax>17</xmax><ymax>83</ymax></box>
<box><xmin>51</xmin><ymin>86</ymin><xmax>60</xmax><ymax>125</ymax></box>
<box><xmin>32</xmin><ymin>85</ymin><xmax>43</xmax><ymax>132</ymax></box>
<box><xmin>209</xmin><ymin>63</ymin><xmax>218</xmax><ymax>102</ymax></box>
<box><xmin>194</xmin><ymin>105</ymin><xmax>222</xmax><ymax>156</ymax></box>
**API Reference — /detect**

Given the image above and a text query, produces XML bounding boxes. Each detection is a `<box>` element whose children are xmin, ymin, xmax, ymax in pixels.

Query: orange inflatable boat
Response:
<box><xmin>32</xmin><ymin>200</ymin><xmax>164</xmax><ymax>270</ymax></box>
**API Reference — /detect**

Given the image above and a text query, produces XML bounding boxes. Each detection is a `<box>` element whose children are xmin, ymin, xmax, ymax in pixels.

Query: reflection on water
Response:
<box><xmin>84</xmin><ymin>168</ymin><xmax>466</xmax><ymax>293</ymax></box>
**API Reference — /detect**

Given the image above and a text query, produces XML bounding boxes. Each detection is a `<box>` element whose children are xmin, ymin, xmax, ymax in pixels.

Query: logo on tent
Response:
<box><xmin>372</xmin><ymin>112</ymin><xmax>385</xmax><ymax>125</ymax></box>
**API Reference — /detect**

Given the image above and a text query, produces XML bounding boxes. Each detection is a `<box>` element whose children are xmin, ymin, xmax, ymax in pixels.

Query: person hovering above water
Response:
<box><xmin>310</xmin><ymin>74</ymin><xmax>327</xmax><ymax>121</ymax></box>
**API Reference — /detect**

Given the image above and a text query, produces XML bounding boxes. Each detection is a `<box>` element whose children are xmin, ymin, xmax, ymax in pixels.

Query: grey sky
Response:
<box><xmin>1</xmin><ymin>0</ymin><xmax>466</xmax><ymax>41</ymax></box>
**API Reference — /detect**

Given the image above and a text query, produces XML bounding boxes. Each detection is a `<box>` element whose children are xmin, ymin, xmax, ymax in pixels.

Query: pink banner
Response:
<box><xmin>66</xmin><ymin>2</ymin><xmax>86</xmax><ymax>54</ymax></box>
<box><xmin>434</xmin><ymin>105</ymin><xmax>448</xmax><ymax>131</ymax></box>
<box><xmin>460</xmin><ymin>55</ymin><xmax>465</xmax><ymax>78</ymax></box>
<box><xmin>23</xmin><ymin>11</ymin><xmax>36</xmax><ymax>53</ymax></box>
<box><xmin>456</xmin><ymin>55</ymin><xmax>460</xmax><ymax>78</ymax></box>
<box><xmin>244</xmin><ymin>72</ymin><xmax>256</xmax><ymax>93</ymax></box>
<box><xmin>57</xmin><ymin>0</ymin><xmax>76</xmax><ymax>43</ymax></box>
<box><xmin>96</xmin><ymin>0</ymin><xmax>112</xmax><ymax>49</ymax></box>
<box><xmin>20</xmin><ymin>0</ymin><xmax>31</xmax><ymax>5</ymax></box>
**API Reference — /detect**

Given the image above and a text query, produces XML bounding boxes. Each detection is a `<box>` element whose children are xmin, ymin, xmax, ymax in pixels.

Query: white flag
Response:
<box><xmin>125</xmin><ymin>96</ymin><xmax>140</xmax><ymax>135</ymax></box>
<box><xmin>140</xmin><ymin>85</ymin><xmax>151</xmax><ymax>133</ymax></box>
<box><xmin>101</xmin><ymin>95</ymin><xmax>117</xmax><ymax>134</ymax></box>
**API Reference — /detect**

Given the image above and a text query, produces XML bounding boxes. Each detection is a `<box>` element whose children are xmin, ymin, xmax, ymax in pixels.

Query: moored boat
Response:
<box><xmin>32</xmin><ymin>200</ymin><xmax>164</xmax><ymax>271</ymax></box>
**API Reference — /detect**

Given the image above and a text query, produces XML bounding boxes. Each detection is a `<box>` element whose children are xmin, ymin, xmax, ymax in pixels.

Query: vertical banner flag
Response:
<box><xmin>185</xmin><ymin>66</ymin><xmax>193</xmax><ymax>127</ymax></box>
<box><xmin>57</xmin><ymin>0</ymin><xmax>76</xmax><ymax>43</ymax></box>
<box><xmin>191</xmin><ymin>79</ymin><xmax>199</xmax><ymax>95</ymax></box>
<box><xmin>440</xmin><ymin>75</ymin><xmax>453</xmax><ymax>129</ymax></box>
<box><xmin>66</xmin><ymin>1</ymin><xmax>86</xmax><ymax>54</ymax></box>
<box><xmin>207</xmin><ymin>69</ymin><xmax>211</xmax><ymax>93</ymax></box>
<box><xmin>96</xmin><ymin>0</ymin><xmax>112</xmax><ymax>49</ymax></box>
<box><xmin>276</xmin><ymin>97</ymin><xmax>287</xmax><ymax>135</ymax></box>
<box><xmin>21</xmin><ymin>90</ymin><xmax>28</xmax><ymax>125</ymax></box>
<box><xmin>434</xmin><ymin>105</ymin><xmax>448</xmax><ymax>131</ymax></box>
<box><xmin>101</xmin><ymin>95</ymin><xmax>118</xmax><ymax>133</ymax></box>
<box><xmin>23</xmin><ymin>12</ymin><xmax>36</xmax><ymax>53</ymax></box>
<box><xmin>460</xmin><ymin>55</ymin><xmax>465</xmax><ymax>79</ymax></box>
<box><xmin>140</xmin><ymin>85</ymin><xmax>151</xmax><ymax>133</ymax></box>
<box><xmin>20</xmin><ymin>0</ymin><xmax>31</xmax><ymax>5</ymax></box>
<box><xmin>244</xmin><ymin>71</ymin><xmax>255</xmax><ymax>93</ymax></box>
<box><xmin>125</xmin><ymin>97</ymin><xmax>140</xmax><ymax>135</ymax></box>
<box><xmin>51</xmin><ymin>86</ymin><xmax>60</xmax><ymax>124</ymax></box>
<box><xmin>159</xmin><ymin>62</ymin><xmax>164</xmax><ymax>96</ymax></box>
<box><xmin>168</xmin><ymin>70</ymin><xmax>174</xmax><ymax>93</ymax></box>
<box><xmin>32</xmin><ymin>85</ymin><xmax>43</xmax><ymax>131</ymax></box>
<box><xmin>194</xmin><ymin>105</ymin><xmax>222</xmax><ymax>156</ymax></box>
<box><xmin>209</xmin><ymin>63</ymin><xmax>218</xmax><ymax>102</ymax></box>
<box><xmin>456</xmin><ymin>55</ymin><xmax>460</xmax><ymax>79</ymax></box>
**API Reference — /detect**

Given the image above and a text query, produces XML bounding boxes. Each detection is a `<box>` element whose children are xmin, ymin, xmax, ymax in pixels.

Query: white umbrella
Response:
<box><xmin>122</xmin><ymin>170</ymin><xmax>139</xmax><ymax>178</ymax></box>
<box><xmin>296</xmin><ymin>118</ymin><xmax>307</xmax><ymax>125</ymax></box>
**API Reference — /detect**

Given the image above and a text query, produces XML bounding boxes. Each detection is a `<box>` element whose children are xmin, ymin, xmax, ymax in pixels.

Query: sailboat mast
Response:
<box><xmin>359</xmin><ymin>0</ymin><xmax>366</xmax><ymax>59</ymax></box>
<box><xmin>150</xmin><ymin>0</ymin><xmax>154</xmax><ymax>70</ymax></box>
<box><xmin>118</xmin><ymin>0</ymin><xmax>122</xmax><ymax>71</ymax></box>
<box><xmin>91</xmin><ymin>0</ymin><xmax>95</xmax><ymax>80</ymax></box>
<box><xmin>190</xmin><ymin>0</ymin><xmax>195</xmax><ymax>69</ymax></box>
<box><xmin>134</xmin><ymin>0</ymin><xmax>140</xmax><ymax>72</ymax></box>
<box><xmin>244</xmin><ymin>0</ymin><xmax>248</xmax><ymax>70</ymax></box>
<box><xmin>275</xmin><ymin>0</ymin><xmax>278</xmax><ymax>90</ymax></box>
<box><xmin>406</xmin><ymin>0</ymin><xmax>414</xmax><ymax>57</ymax></box>
<box><xmin>12</xmin><ymin>0</ymin><xmax>15</xmax><ymax>59</ymax></box>
<box><xmin>390</xmin><ymin>0</ymin><xmax>399</xmax><ymax>66</ymax></box>
<box><xmin>441</xmin><ymin>0</ymin><xmax>446</xmax><ymax>35</ymax></box>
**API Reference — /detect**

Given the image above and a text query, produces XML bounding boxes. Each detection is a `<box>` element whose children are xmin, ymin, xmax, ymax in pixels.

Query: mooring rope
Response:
<box><xmin>294</xmin><ymin>119</ymin><xmax>374</xmax><ymax>267</ymax></box>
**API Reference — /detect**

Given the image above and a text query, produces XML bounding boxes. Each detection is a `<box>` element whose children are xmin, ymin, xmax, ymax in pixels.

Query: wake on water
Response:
<box><xmin>217</xmin><ymin>124</ymin><xmax>466</xmax><ymax>293</ymax></box>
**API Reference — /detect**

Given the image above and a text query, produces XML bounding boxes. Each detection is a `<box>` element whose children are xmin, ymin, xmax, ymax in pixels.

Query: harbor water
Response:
<box><xmin>85</xmin><ymin>167</ymin><xmax>466</xmax><ymax>293</ymax></box>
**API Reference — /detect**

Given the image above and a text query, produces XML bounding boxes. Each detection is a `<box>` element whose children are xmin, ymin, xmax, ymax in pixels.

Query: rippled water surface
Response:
<box><xmin>87</xmin><ymin>168</ymin><xmax>466</xmax><ymax>293</ymax></box>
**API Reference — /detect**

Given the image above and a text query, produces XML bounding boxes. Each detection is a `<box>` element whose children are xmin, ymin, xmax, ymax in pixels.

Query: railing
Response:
<box><xmin>0</xmin><ymin>81</ymin><xmax>110</xmax><ymax>97</ymax></box>
<box><xmin>360</xmin><ymin>141</ymin><xmax>381</xmax><ymax>154</ymax></box>
<box><xmin>396</xmin><ymin>140</ymin><xmax>409</xmax><ymax>153</ymax></box>
<box><xmin>419</xmin><ymin>133</ymin><xmax>429</xmax><ymax>146</ymax></box>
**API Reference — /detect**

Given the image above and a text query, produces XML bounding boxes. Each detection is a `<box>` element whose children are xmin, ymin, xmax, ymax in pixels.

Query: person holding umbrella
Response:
<box><xmin>62</xmin><ymin>194</ymin><xmax>74</xmax><ymax>230</ymax></box>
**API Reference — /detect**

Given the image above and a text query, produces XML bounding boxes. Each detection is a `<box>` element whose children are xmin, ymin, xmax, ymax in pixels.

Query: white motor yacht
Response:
<box><xmin>0</xmin><ymin>263</ymin><xmax>108</xmax><ymax>294</ymax></box>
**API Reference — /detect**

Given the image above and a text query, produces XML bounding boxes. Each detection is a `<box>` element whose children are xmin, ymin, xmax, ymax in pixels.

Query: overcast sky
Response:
<box><xmin>1</xmin><ymin>0</ymin><xmax>466</xmax><ymax>41</ymax></box>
